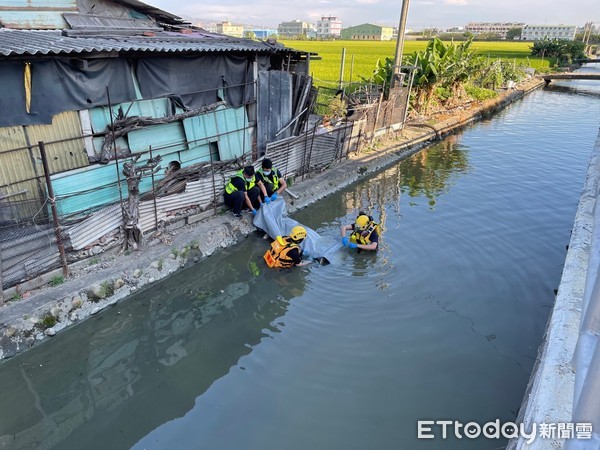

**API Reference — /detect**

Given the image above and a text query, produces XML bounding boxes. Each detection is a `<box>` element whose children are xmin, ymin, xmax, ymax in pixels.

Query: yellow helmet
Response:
<box><xmin>290</xmin><ymin>226</ymin><xmax>307</xmax><ymax>241</ymax></box>
<box><xmin>355</xmin><ymin>215</ymin><xmax>370</xmax><ymax>230</ymax></box>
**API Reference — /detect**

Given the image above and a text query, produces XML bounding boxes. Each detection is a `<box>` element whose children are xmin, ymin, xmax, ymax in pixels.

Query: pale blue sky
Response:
<box><xmin>150</xmin><ymin>0</ymin><xmax>598</xmax><ymax>30</ymax></box>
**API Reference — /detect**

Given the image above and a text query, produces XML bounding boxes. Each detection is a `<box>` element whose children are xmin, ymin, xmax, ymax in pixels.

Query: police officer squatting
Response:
<box><xmin>225</xmin><ymin>162</ymin><xmax>382</xmax><ymax>269</ymax></box>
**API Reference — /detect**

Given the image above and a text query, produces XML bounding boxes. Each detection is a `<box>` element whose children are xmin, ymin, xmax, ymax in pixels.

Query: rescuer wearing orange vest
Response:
<box><xmin>264</xmin><ymin>226</ymin><xmax>311</xmax><ymax>268</ymax></box>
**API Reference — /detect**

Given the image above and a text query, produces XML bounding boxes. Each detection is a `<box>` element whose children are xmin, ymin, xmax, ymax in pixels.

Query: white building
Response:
<box><xmin>278</xmin><ymin>20</ymin><xmax>313</xmax><ymax>38</ymax></box>
<box><xmin>464</xmin><ymin>22</ymin><xmax>524</xmax><ymax>39</ymax></box>
<box><xmin>521</xmin><ymin>24</ymin><xmax>578</xmax><ymax>41</ymax></box>
<box><xmin>316</xmin><ymin>16</ymin><xmax>342</xmax><ymax>39</ymax></box>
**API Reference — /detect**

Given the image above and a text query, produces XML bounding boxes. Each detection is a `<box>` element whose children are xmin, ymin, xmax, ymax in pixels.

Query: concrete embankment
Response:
<box><xmin>0</xmin><ymin>78</ymin><xmax>545</xmax><ymax>362</ymax></box>
<box><xmin>508</xmin><ymin>129</ymin><xmax>600</xmax><ymax>449</ymax></box>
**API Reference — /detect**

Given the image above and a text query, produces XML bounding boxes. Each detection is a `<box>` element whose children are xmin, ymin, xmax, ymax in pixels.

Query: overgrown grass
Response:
<box><xmin>280</xmin><ymin>40</ymin><xmax>549</xmax><ymax>87</ymax></box>
<box><xmin>465</xmin><ymin>85</ymin><xmax>498</xmax><ymax>101</ymax></box>
<box><xmin>50</xmin><ymin>275</ymin><xmax>64</xmax><ymax>287</ymax></box>
<box><xmin>40</xmin><ymin>312</ymin><xmax>58</xmax><ymax>329</ymax></box>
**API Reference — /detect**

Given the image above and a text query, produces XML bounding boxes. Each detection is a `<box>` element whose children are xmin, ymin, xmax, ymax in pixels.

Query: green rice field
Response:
<box><xmin>280</xmin><ymin>40</ymin><xmax>547</xmax><ymax>86</ymax></box>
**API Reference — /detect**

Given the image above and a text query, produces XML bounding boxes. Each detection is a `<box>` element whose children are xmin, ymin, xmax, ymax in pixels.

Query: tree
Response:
<box><xmin>121</xmin><ymin>155</ymin><xmax>162</xmax><ymax>251</ymax></box>
<box><xmin>244</xmin><ymin>31</ymin><xmax>256</xmax><ymax>39</ymax></box>
<box><xmin>531</xmin><ymin>38</ymin><xmax>586</xmax><ymax>66</ymax></box>
<box><xmin>409</xmin><ymin>37</ymin><xmax>478</xmax><ymax>113</ymax></box>
<box><xmin>506</xmin><ymin>28</ymin><xmax>522</xmax><ymax>40</ymax></box>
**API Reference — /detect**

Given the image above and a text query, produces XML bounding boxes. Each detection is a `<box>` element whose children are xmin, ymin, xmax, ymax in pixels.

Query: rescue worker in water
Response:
<box><xmin>340</xmin><ymin>213</ymin><xmax>381</xmax><ymax>251</ymax></box>
<box><xmin>264</xmin><ymin>226</ymin><xmax>311</xmax><ymax>268</ymax></box>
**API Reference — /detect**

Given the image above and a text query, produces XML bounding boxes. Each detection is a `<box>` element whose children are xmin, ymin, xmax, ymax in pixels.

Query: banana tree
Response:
<box><xmin>410</xmin><ymin>37</ymin><xmax>478</xmax><ymax>113</ymax></box>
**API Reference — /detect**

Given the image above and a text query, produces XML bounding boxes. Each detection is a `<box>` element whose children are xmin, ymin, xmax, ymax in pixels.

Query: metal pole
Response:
<box><xmin>106</xmin><ymin>87</ymin><xmax>126</xmax><ymax>216</ymax></box>
<box><xmin>338</xmin><ymin>47</ymin><xmax>346</xmax><ymax>90</ymax></box>
<box><xmin>211</xmin><ymin>114</ymin><xmax>220</xmax><ymax>216</ymax></box>
<box><xmin>39</xmin><ymin>141</ymin><xmax>69</xmax><ymax>277</ymax></box>
<box><xmin>392</xmin><ymin>0</ymin><xmax>411</xmax><ymax>88</ymax></box>
<box><xmin>148</xmin><ymin>145</ymin><xmax>159</xmax><ymax>230</ymax></box>
<box><xmin>0</xmin><ymin>240</ymin><xmax>4</xmax><ymax>304</ymax></box>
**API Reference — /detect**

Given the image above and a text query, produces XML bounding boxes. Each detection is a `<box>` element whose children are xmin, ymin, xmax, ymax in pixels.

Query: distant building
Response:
<box><xmin>464</xmin><ymin>22</ymin><xmax>524</xmax><ymax>39</ymax></box>
<box><xmin>521</xmin><ymin>24</ymin><xmax>578</xmax><ymax>41</ymax></box>
<box><xmin>446</xmin><ymin>26</ymin><xmax>464</xmax><ymax>33</ymax></box>
<box><xmin>253</xmin><ymin>28</ymin><xmax>278</xmax><ymax>39</ymax></box>
<box><xmin>278</xmin><ymin>20</ymin><xmax>312</xmax><ymax>38</ymax></box>
<box><xmin>197</xmin><ymin>22</ymin><xmax>218</xmax><ymax>33</ymax></box>
<box><xmin>341</xmin><ymin>23</ymin><xmax>394</xmax><ymax>41</ymax></box>
<box><xmin>316</xmin><ymin>16</ymin><xmax>342</xmax><ymax>39</ymax></box>
<box><xmin>216</xmin><ymin>21</ymin><xmax>244</xmax><ymax>38</ymax></box>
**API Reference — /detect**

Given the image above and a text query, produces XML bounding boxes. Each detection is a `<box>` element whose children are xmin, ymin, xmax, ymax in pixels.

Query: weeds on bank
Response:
<box><xmin>39</xmin><ymin>312</ymin><xmax>58</xmax><ymax>329</ymax></box>
<box><xmin>50</xmin><ymin>275</ymin><xmax>64</xmax><ymax>287</ymax></box>
<box><xmin>180</xmin><ymin>246</ymin><xmax>190</xmax><ymax>259</ymax></box>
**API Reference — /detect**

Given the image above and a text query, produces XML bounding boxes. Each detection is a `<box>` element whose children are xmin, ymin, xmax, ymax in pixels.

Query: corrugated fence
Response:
<box><xmin>0</xmin><ymin>119</ymin><xmax>367</xmax><ymax>295</ymax></box>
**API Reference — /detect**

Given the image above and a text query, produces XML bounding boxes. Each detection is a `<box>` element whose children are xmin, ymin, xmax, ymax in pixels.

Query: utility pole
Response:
<box><xmin>391</xmin><ymin>0</ymin><xmax>410</xmax><ymax>88</ymax></box>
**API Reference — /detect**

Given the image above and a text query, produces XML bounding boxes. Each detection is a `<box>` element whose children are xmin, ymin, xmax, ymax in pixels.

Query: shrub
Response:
<box><xmin>40</xmin><ymin>313</ymin><xmax>58</xmax><ymax>329</ymax></box>
<box><xmin>465</xmin><ymin>85</ymin><xmax>498</xmax><ymax>101</ymax></box>
<box><xmin>50</xmin><ymin>275</ymin><xmax>64</xmax><ymax>287</ymax></box>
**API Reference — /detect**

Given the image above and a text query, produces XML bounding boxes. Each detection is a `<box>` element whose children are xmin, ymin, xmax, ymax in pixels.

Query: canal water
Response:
<box><xmin>1</xmin><ymin>71</ymin><xmax>599</xmax><ymax>450</ymax></box>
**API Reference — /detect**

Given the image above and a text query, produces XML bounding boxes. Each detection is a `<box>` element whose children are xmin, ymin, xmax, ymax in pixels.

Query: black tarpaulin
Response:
<box><xmin>0</xmin><ymin>61</ymin><xmax>37</xmax><ymax>126</ymax></box>
<box><xmin>0</xmin><ymin>59</ymin><xmax>137</xmax><ymax>127</ymax></box>
<box><xmin>135</xmin><ymin>54</ymin><xmax>253</xmax><ymax>110</ymax></box>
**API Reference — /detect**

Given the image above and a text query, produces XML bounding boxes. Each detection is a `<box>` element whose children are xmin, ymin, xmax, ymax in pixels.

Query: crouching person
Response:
<box><xmin>264</xmin><ymin>226</ymin><xmax>311</xmax><ymax>268</ymax></box>
<box><xmin>256</xmin><ymin>158</ymin><xmax>287</xmax><ymax>204</ymax></box>
<box><xmin>224</xmin><ymin>166</ymin><xmax>263</xmax><ymax>218</ymax></box>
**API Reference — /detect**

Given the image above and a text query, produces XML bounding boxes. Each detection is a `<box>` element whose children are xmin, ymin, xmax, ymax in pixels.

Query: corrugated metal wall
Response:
<box><xmin>0</xmin><ymin>0</ymin><xmax>76</xmax><ymax>29</ymax></box>
<box><xmin>28</xmin><ymin>111</ymin><xmax>89</xmax><ymax>173</ymax></box>
<box><xmin>0</xmin><ymin>111</ymin><xmax>89</xmax><ymax>219</ymax></box>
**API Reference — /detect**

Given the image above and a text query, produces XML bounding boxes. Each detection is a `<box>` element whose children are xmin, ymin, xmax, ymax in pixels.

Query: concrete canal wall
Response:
<box><xmin>0</xmin><ymin>78</ymin><xmax>545</xmax><ymax>362</ymax></box>
<box><xmin>509</xmin><ymin>129</ymin><xmax>600</xmax><ymax>449</ymax></box>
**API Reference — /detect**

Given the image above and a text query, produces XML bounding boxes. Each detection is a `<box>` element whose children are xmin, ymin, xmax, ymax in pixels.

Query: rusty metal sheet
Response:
<box><xmin>63</xmin><ymin>13</ymin><xmax>160</xmax><ymax>32</ymax></box>
<box><xmin>0</xmin><ymin>126</ymin><xmax>32</xmax><ymax>187</ymax></box>
<box><xmin>27</xmin><ymin>111</ymin><xmax>89</xmax><ymax>175</ymax></box>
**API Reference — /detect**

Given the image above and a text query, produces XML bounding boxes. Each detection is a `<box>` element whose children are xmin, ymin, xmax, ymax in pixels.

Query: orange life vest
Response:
<box><xmin>263</xmin><ymin>236</ymin><xmax>299</xmax><ymax>269</ymax></box>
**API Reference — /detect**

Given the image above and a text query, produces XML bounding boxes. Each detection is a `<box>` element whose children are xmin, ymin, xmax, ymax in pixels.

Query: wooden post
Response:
<box><xmin>39</xmin><ymin>141</ymin><xmax>69</xmax><ymax>277</ymax></box>
<box><xmin>148</xmin><ymin>146</ymin><xmax>159</xmax><ymax>231</ymax></box>
<box><xmin>121</xmin><ymin>154</ymin><xmax>161</xmax><ymax>251</ymax></box>
<box><xmin>338</xmin><ymin>48</ymin><xmax>346</xmax><ymax>90</ymax></box>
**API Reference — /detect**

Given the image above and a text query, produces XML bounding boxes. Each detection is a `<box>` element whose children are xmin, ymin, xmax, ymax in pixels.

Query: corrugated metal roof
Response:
<box><xmin>109</xmin><ymin>0</ymin><xmax>184</xmax><ymax>23</ymax></box>
<box><xmin>63</xmin><ymin>13</ymin><xmax>161</xmax><ymax>32</ymax></box>
<box><xmin>0</xmin><ymin>29</ymin><xmax>299</xmax><ymax>57</ymax></box>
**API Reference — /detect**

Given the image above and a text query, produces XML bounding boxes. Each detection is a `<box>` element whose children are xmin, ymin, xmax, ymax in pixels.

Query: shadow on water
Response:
<box><xmin>0</xmin><ymin>241</ymin><xmax>308</xmax><ymax>450</ymax></box>
<box><xmin>543</xmin><ymin>83</ymin><xmax>600</xmax><ymax>99</ymax></box>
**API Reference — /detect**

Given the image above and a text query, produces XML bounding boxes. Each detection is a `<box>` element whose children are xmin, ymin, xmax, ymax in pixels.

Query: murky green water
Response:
<box><xmin>1</xmin><ymin>72</ymin><xmax>600</xmax><ymax>450</ymax></box>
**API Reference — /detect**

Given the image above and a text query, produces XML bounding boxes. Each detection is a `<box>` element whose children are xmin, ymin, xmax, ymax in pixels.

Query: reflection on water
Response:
<box><xmin>1</xmin><ymin>80</ymin><xmax>600</xmax><ymax>450</ymax></box>
<box><xmin>400</xmin><ymin>136</ymin><xmax>470</xmax><ymax>208</ymax></box>
<box><xmin>0</xmin><ymin>248</ymin><xmax>308</xmax><ymax>449</ymax></box>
